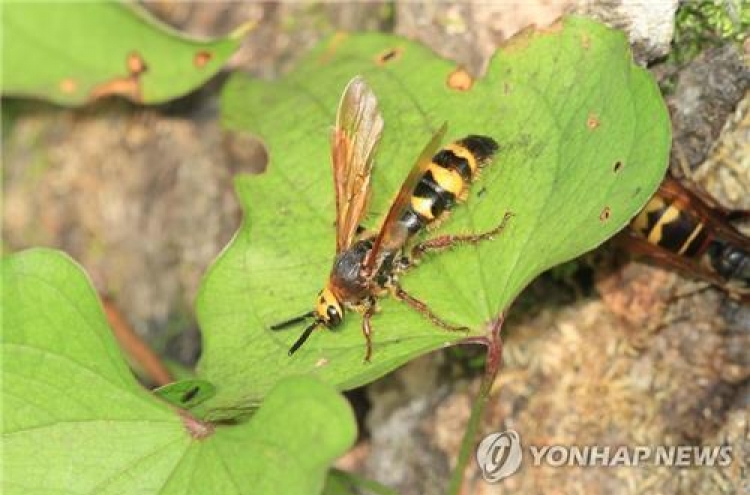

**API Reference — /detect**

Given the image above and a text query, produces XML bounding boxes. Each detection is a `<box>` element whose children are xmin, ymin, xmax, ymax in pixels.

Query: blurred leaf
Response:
<box><xmin>198</xmin><ymin>16</ymin><xmax>670</xmax><ymax>412</ymax></box>
<box><xmin>2</xmin><ymin>3</ymin><xmax>248</xmax><ymax>105</ymax></box>
<box><xmin>2</xmin><ymin>249</ymin><xmax>356</xmax><ymax>495</ymax></box>
<box><xmin>153</xmin><ymin>379</ymin><xmax>216</xmax><ymax>408</ymax></box>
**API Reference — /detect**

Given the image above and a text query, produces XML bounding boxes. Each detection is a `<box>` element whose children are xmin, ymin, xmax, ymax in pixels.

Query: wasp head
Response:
<box><xmin>316</xmin><ymin>286</ymin><xmax>344</xmax><ymax>327</ymax></box>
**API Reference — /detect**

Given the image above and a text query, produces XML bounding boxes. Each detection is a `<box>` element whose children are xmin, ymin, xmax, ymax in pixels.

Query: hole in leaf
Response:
<box><xmin>599</xmin><ymin>206</ymin><xmax>611</xmax><ymax>222</ymax></box>
<box><xmin>374</xmin><ymin>47</ymin><xmax>403</xmax><ymax>65</ymax></box>
<box><xmin>181</xmin><ymin>386</ymin><xmax>200</xmax><ymax>404</ymax></box>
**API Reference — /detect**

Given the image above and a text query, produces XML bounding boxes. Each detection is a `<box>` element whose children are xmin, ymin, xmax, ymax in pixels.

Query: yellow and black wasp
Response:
<box><xmin>271</xmin><ymin>76</ymin><xmax>512</xmax><ymax>361</ymax></box>
<box><xmin>626</xmin><ymin>175</ymin><xmax>750</xmax><ymax>301</ymax></box>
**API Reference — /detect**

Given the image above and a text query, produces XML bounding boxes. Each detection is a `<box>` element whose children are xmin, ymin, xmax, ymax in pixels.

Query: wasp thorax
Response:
<box><xmin>317</xmin><ymin>286</ymin><xmax>344</xmax><ymax>327</ymax></box>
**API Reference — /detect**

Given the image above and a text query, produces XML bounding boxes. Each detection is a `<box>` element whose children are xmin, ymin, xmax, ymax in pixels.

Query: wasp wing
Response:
<box><xmin>331</xmin><ymin>76</ymin><xmax>384</xmax><ymax>253</ymax></box>
<box><xmin>659</xmin><ymin>176</ymin><xmax>750</xmax><ymax>250</ymax></box>
<box><xmin>365</xmin><ymin>122</ymin><xmax>447</xmax><ymax>272</ymax></box>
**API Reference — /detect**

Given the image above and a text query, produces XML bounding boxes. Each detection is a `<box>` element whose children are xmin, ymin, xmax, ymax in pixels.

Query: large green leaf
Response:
<box><xmin>2</xmin><ymin>249</ymin><xmax>355</xmax><ymax>495</ymax></box>
<box><xmin>2</xmin><ymin>3</ymin><xmax>247</xmax><ymax>105</ymax></box>
<box><xmin>198</xmin><ymin>17</ymin><xmax>670</xmax><ymax>412</ymax></box>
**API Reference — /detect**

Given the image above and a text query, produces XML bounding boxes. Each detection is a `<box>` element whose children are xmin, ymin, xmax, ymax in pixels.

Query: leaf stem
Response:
<box><xmin>446</xmin><ymin>314</ymin><xmax>505</xmax><ymax>495</ymax></box>
<box><xmin>103</xmin><ymin>296</ymin><xmax>174</xmax><ymax>386</ymax></box>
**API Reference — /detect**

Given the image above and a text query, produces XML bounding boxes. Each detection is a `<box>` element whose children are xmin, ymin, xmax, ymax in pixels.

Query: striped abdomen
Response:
<box><xmin>399</xmin><ymin>135</ymin><xmax>498</xmax><ymax>238</ymax></box>
<box><xmin>630</xmin><ymin>194</ymin><xmax>711</xmax><ymax>258</ymax></box>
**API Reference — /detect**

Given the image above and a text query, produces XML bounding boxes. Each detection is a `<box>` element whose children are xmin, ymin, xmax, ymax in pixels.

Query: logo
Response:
<box><xmin>476</xmin><ymin>429</ymin><xmax>523</xmax><ymax>482</ymax></box>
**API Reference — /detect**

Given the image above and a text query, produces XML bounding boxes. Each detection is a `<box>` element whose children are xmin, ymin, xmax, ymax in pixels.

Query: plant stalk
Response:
<box><xmin>446</xmin><ymin>314</ymin><xmax>505</xmax><ymax>495</ymax></box>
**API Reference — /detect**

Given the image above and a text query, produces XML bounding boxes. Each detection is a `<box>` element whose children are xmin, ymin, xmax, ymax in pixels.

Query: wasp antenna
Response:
<box><xmin>288</xmin><ymin>321</ymin><xmax>321</xmax><ymax>355</ymax></box>
<box><xmin>271</xmin><ymin>311</ymin><xmax>315</xmax><ymax>331</ymax></box>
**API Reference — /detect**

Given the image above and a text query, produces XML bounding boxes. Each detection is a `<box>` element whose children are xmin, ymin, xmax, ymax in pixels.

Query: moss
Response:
<box><xmin>671</xmin><ymin>0</ymin><xmax>749</xmax><ymax>65</ymax></box>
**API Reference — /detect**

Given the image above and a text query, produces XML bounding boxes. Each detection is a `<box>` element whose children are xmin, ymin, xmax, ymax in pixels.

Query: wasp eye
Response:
<box><xmin>327</xmin><ymin>305</ymin><xmax>342</xmax><ymax>326</ymax></box>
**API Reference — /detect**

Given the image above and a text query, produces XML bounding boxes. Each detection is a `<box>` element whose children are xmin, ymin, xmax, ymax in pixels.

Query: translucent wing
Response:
<box><xmin>331</xmin><ymin>76</ymin><xmax>384</xmax><ymax>253</ymax></box>
<box><xmin>365</xmin><ymin>122</ymin><xmax>447</xmax><ymax>272</ymax></box>
<box><xmin>659</xmin><ymin>176</ymin><xmax>750</xmax><ymax>249</ymax></box>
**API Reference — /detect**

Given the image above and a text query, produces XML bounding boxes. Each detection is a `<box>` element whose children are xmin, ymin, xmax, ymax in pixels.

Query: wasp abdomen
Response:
<box><xmin>631</xmin><ymin>196</ymin><xmax>709</xmax><ymax>257</ymax></box>
<box><xmin>404</xmin><ymin>135</ymin><xmax>498</xmax><ymax>231</ymax></box>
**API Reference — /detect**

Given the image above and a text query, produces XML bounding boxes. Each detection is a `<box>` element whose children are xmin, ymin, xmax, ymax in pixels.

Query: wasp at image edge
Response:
<box><xmin>625</xmin><ymin>175</ymin><xmax>750</xmax><ymax>301</ymax></box>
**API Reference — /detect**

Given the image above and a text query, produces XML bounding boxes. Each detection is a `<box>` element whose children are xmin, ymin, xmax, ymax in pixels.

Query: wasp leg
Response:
<box><xmin>411</xmin><ymin>211</ymin><xmax>513</xmax><ymax>259</ymax></box>
<box><xmin>725</xmin><ymin>209</ymin><xmax>750</xmax><ymax>223</ymax></box>
<box><xmin>618</xmin><ymin>232</ymin><xmax>750</xmax><ymax>302</ymax></box>
<box><xmin>392</xmin><ymin>284</ymin><xmax>469</xmax><ymax>333</ymax></box>
<box><xmin>617</xmin><ymin>232</ymin><xmax>729</xmax><ymax>286</ymax></box>
<box><xmin>362</xmin><ymin>299</ymin><xmax>376</xmax><ymax>363</ymax></box>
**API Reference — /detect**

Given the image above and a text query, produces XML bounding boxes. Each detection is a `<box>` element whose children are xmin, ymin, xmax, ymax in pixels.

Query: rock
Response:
<box><xmin>668</xmin><ymin>44</ymin><xmax>750</xmax><ymax>175</ymax></box>
<box><xmin>575</xmin><ymin>0</ymin><xmax>679</xmax><ymax>64</ymax></box>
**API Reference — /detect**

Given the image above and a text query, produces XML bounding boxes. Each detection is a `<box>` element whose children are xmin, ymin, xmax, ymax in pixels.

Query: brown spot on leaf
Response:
<box><xmin>613</xmin><ymin>161</ymin><xmax>623</xmax><ymax>173</ymax></box>
<box><xmin>581</xmin><ymin>34</ymin><xmax>591</xmax><ymax>50</ymax></box>
<box><xmin>600</xmin><ymin>206</ymin><xmax>611</xmax><ymax>222</ymax></box>
<box><xmin>587</xmin><ymin>113</ymin><xmax>600</xmax><ymax>130</ymax></box>
<box><xmin>315</xmin><ymin>358</ymin><xmax>329</xmax><ymax>368</ymax></box>
<box><xmin>89</xmin><ymin>77</ymin><xmax>142</xmax><ymax>102</ymax></box>
<box><xmin>59</xmin><ymin>78</ymin><xmax>77</xmax><ymax>94</ymax></box>
<box><xmin>375</xmin><ymin>47</ymin><xmax>403</xmax><ymax>66</ymax></box>
<box><xmin>127</xmin><ymin>51</ymin><xmax>147</xmax><ymax>76</ymax></box>
<box><xmin>194</xmin><ymin>50</ymin><xmax>212</xmax><ymax>68</ymax></box>
<box><xmin>89</xmin><ymin>51</ymin><xmax>148</xmax><ymax>102</ymax></box>
<box><xmin>502</xmin><ymin>21</ymin><xmax>563</xmax><ymax>54</ymax></box>
<box><xmin>446</xmin><ymin>67</ymin><xmax>473</xmax><ymax>91</ymax></box>
<box><xmin>501</xmin><ymin>25</ymin><xmax>538</xmax><ymax>54</ymax></box>
<box><xmin>318</xmin><ymin>32</ymin><xmax>348</xmax><ymax>65</ymax></box>
<box><xmin>504</xmin><ymin>82</ymin><xmax>512</xmax><ymax>95</ymax></box>
<box><xmin>539</xmin><ymin>19</ymin><xmax>564</xmax><ymax>34</ymax></box>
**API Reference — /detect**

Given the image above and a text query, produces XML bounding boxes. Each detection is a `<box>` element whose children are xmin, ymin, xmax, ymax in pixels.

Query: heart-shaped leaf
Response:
<box><xmin>2</xmin><ymin>249</ymin><xmax>355</xmax><ymax>495</ymax></box>
<box><xmin>2</xmin><ymin>3</ymin><xmax>248</xmax><ymax>105</ymax></box>
<box><xmin>198</xmin><ymin>17</ymin><xmax>670</xmax><ymax>412</ymax></box>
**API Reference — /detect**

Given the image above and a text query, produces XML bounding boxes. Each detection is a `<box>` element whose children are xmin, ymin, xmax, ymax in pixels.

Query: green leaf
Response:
<box><xmin>199</xmin><ymin>16</ymin><xmax>670</xmax><ymax>411</ymax></box>
<box><xmin>323</xmin><ymin>469</ymin><xmax>400</xmax><ymax>495</ymax></box>
<box><xmin>153</xmin><ymin>379</ymin><xmax>217</xmax><ymax>408</ymax></box>
<box><xmin>2</xmin><ymin>249</ymin><xmax>356</xmax><ymax>495</ymax></box>
<box><xmin>1</xmin><ymin>3</ymin><xmax>248</xmax><ymax>105</ymax></box>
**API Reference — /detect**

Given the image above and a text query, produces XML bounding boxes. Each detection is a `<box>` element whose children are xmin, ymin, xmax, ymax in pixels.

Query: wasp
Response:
<box><xmin>271</xmin><ymin>76</ymin><xmax>512</xmax><ymax>361</ymax></box>
<box><xmin>624</xmin><ymin>175</ymin><xmax>750</xmax><ymax>300</ymax></box>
